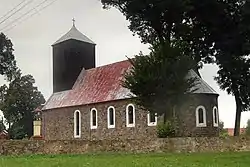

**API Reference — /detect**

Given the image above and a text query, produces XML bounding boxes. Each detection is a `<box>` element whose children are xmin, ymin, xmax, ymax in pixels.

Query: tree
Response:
<box><xmin>122</xmin><ymin>42</ymin><xmax>198</xmax><ymax>123</ymax></box>
<box><xmin>0</xmin><ymin>117</ymin><xmax>5</xmax><ymax>132</ymax></box>
<box><xmin>219</xmin><ymin>120</ymin><xmax>227</xmax><ymax>134</ymax></box>
<box><xmin>0</xmin><ymin>33</ymin><xmax>18</xmax><ymax>81</ymax></box>
<box><xmin>0</xmin><ymin>74</ymin><xmax>45</xmax><ymax>139</ymax></box>
<box><xmin>200</xmin><ymin>1</ymin><xmax>250</xmax><ymax>136</ymax></box>
<box><xmin>101</xmin><ymin>0</ymin><xmax>216</xmax><ymax>68</ymax></box>
<box><xmin>219</xmin><ymin>120</ymin><xmax>224</xmax><ymax>132</ymax></box>
<box><xmin>101</xmin><ymin>0</ymin><xmax>250</xmax><ymax>136</ymax></box>
<box><xmin>245</xmin><ymin>119</ymin><xmax>250</xmax><ymax>136</ymax></box>
<box><xmin>187</xmin><ymin>0</ymin><xmax>250</xmax><ymax>136</ymax></box>
<box><xmin>215</xmin><ymin>55</ymin><xmax>250</xmax><ymax>136</ymax></box>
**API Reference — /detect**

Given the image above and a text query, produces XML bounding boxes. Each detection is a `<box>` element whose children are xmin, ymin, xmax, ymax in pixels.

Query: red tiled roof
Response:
<box><xmin>42</xmin><ymin>60</ymin><xmax>132</xmax><ymax>110</ymax></box>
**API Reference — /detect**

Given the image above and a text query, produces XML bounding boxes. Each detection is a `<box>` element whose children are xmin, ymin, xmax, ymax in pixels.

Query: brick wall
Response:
<box><xmin>226</xmin><ymin>128</ymin><xmax>246</xmax><ymax>136</ymax></box>
<box><xmin>42</xmin><ymin>94</ymin><xmax>219</xmax><ymax>140</ymax></box>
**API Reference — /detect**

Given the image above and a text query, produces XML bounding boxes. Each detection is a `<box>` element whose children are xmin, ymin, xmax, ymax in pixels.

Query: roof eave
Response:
<box><xmin>192</xmin><ymin>92</ymin><xmax>219</xmax><ymax>96</ymax></box>
<box><xmin>52</xmin><ymin>38</ymin><xmax>96</xmax><ymax>46</ymax></box>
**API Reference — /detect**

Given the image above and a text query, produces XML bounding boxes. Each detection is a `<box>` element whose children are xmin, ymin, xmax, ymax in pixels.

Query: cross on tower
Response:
<box><xmin>72</xmin><ymin>18</ymin><xmax>75</xmax><ymax>26</ymax></box>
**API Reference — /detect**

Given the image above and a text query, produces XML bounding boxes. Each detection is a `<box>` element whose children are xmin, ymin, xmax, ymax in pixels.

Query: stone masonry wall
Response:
<box><xmin>43</xmin><ymin>97</ymin><xmax>219</xmax><ymax>140</ymax></box>
<box><xmin>42</xmin><ymin>99</ymin><xmax>157</xmax><ymax>140</ymax></box>
<box><xmin>176</xmin><ymin>94</ymin><xmax>219</xmax><ymax>137</ymax></box>
<box><xmin>1</xmin><ymin>137</ymin><xmax>250</xmax><ymax>156</ymax></box>
<box><xmin>42</xmin><ymin>94</ymin><xmax>219</xmax><ymax>140</ymax></box>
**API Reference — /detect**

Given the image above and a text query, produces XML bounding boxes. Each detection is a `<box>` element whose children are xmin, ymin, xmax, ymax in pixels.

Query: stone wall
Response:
<box><xmin>42</xmin><ymin>99</ymin><xmax>157</xmax><ymax>140</ymax></box>
<box><xmin>176</xmin><ymin>94</ymin><xmax>219</xmax><ymax>137</ymax></box>
<box><xmin>1</xmin><ymin>137</ymin><xmax>250</xmax><ymax>156</ymax></box>
<box><xmin>42</xmin><ymin>95</ymin><xmax>219</xmax><ymax>140</ymax></box>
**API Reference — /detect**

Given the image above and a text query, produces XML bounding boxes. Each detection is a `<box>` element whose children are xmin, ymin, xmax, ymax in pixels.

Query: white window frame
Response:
<box><xmin>195</xmin><ymin>106</ymin><xmax>207</xmax><ymax>127</ymax></box>
<box><xmin>74</xmin><ymin>110</ymin><xmax>81</xmax><ymax>138</ymax></box>
<box><xmin>107</xmin><ymin>106</ymin><xmax>116</xmax><ymax>129</ymax></box>
<box><xmin>126</xmin><ymin>104</ymin><xmax>135</xmax><ymax>127</ymax></box>
<box><xmin>90</xmin><ymin>108</ymin><xmax>98</xmax><ymax>129</ymax></box>
<box><xmin>147</xmin><ymin>111</ymin><xmax>157</xmax><ymax>126</ymax></box>
<box><xmin>213</xmin><ymin>106</ymin><xmax>219</xmax><ymax>127</ymax></box>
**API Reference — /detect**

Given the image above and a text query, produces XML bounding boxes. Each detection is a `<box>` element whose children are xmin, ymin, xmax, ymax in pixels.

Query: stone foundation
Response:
<box><xmin>1</xmin><ymin>137</ymin><xmax>250</xmax><ymax>156</ymax></box>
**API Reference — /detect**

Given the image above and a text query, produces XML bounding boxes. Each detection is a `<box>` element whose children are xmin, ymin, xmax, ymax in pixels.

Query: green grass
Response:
<box><xmin>0</xmin><ymin>152</ymin><xmax>250</xmax><ymax>167</ymax></box>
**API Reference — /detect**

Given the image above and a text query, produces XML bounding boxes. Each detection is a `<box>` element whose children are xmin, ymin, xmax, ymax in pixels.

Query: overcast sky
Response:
<box><xmin>0</xmin><ymin>0</ymin><xmax>249</xmax><ymax>128</ymax></box>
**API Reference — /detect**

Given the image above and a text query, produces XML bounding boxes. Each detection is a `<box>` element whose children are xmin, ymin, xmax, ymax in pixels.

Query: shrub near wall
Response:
<box><xmin>1</xmin><ymin>137</ymin><xmax>250</xmax><ymax>156</ymax></box>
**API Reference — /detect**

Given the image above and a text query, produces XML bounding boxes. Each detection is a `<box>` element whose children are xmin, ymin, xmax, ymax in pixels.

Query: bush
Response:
<box><xmin>219</xmin><ymin>131</ymin><xmax>229</xmax><ymax>139</ymax></box>
<box><xmin>157</xmin><ymin>120</ymin><xmax>175</xmax><ymax>138</ymax></box>
<box><xmin>245</xmin><ymin>119</ymin><xmax>250</xmax><ymax>136</ymax></box>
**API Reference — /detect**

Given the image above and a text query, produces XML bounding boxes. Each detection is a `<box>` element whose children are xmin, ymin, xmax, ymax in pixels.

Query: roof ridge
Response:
<box><xmin>85</xmin><ymin>59</ymin><xmax>130</xmax><ymax>72</ymax></box>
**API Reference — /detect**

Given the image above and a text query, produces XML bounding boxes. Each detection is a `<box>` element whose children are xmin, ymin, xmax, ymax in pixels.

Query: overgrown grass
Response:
<box><xmin>0</xmin><ymin>151</ymin><xmax>250</xmax><ymax>167</ymax></box>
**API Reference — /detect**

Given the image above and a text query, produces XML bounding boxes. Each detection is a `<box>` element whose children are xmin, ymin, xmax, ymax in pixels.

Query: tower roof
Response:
<box><xmin>52</xmin><ymin>22</ymin><xmax>95</xmax><ymax>45</ymax></box>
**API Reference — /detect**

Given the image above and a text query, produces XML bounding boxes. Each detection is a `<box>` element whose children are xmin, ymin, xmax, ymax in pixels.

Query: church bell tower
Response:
<box><xmin>52</xmin><ymin>20</ymin><xmax>96</xmax><ymax>93</ymax></box>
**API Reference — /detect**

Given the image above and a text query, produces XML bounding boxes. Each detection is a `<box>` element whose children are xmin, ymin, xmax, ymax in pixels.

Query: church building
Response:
<box><xmin>39</xmin><ymin>22</ymin><xmax>220</xmax><ymax>140</ymax></box>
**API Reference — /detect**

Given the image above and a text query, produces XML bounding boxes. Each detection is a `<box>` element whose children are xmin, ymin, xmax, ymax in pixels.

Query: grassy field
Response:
<box><xmin>0</xmin><ymin>152</ymin><xmax>250</xmax><ymax>167</ymax></box>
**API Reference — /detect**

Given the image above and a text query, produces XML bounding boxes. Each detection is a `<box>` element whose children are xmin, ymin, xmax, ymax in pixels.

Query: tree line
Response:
<box><xmin>0</xmin><ymin>33</ymin><xmax>45</xmax><ymax>139</ymax></box>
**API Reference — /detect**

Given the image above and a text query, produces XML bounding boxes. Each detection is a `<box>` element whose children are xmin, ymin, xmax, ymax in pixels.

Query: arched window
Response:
<box><xmin>90</xmin><ymin>108</ymin><xmax>98</xmax><ymax>129</ymax></box>
<box><xmin>126</xmin><ymin>104</ymin><xmax>135</xmax><ymax>127</ymax></box>
<box><xmin>107</xmin><ymin>106</ymin><xmax>115</xmax><ymax>128</ymax></box>
<box><xmin>213</xmin><ymin>106</ymin><xmax>219</xmax><ymax>127</ymax></box>
<box><xmin>74</xmin><ymin>110</ymin><xmax>81</xmax><ymax>138</ymax></box>
<box><xmin>147</xmin><ymin>111</ymin><xmax>157</xmax><ymax>126</ymax></box>
<box><xmin>195</xmin><ymin>106</ymin><xmax>207</xmax><ymax>127</ymax></box>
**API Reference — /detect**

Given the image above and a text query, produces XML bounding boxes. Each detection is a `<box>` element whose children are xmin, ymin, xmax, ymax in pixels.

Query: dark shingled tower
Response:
<box><xmin>52</xmin><ymin>20</ymin><xmax>96</xmax><ymax>93</ymax></box>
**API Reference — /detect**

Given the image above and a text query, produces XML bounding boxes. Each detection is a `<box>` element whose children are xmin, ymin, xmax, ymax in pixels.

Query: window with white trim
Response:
<box><xmin>74</xmin><ymin>110</ymin><xmax>81</xmax><ymax>138</ymax></box>
<box><xmin>147</xmin><ymin>111</ymin><xmax>157</xmax><ymax>126</ymax></box>
<box><xmin>90</xmin><ymin>108</ymin><xmax>97</xmax><ymax>129</ymax></box>
<box><xmin>126</xmin><ymin>104</ymin><xmax>135</xmax><ymax>127</ymax></box>
<box><xmin>107</xmin><ymin>106</ymin><xmax>115</xmax><ymax>128</ymax></box>
<box><xmin>213</xmin><ymin>106</ymin><xmax>219</xmax><ymax>127</ymax></box>
<box><xmin>196</xmin><ymin>106</ymin><xmax>207</xmax><ymax>127</ymax></box>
